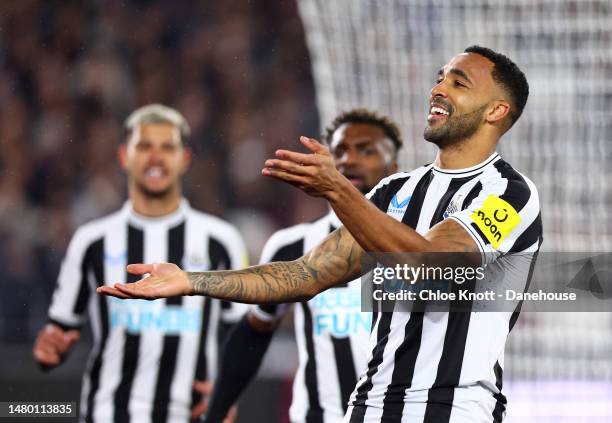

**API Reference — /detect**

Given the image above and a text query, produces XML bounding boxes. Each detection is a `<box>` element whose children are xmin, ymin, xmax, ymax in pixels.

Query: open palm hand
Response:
<box><xmin>96</xmin><ymin>262</ymin><xmax>192</xmax><ymax>300</ymax></box>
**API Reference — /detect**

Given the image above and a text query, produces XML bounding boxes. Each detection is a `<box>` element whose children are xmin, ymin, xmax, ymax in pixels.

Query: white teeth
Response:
<box><xmin>430</xmin><ymin>106</ymin><xmax>449</xmax><ymax>116</ymax></box>
<box><xmin>145</xmin><ymin>168</ymin><xmax>163</xmax><ymax>178</ymax></box>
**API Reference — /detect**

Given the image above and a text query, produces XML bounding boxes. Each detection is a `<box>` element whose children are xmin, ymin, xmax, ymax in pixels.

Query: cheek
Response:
<box><xmin>170</xmin><ymin>156</ymin><xmax>187</xmax><ymax>173</ymax></box>
<box><xmin>126</xmin><ymin>157</ymin><xmax>143</xmax><ymax>171</ymax></box>
<box><xmin>365</xmin><ymin>160</ymin><xmax>389</xmax><ymax>180</ymax></box>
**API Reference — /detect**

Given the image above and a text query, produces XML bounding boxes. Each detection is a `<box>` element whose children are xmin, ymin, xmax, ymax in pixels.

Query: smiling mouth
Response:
<box><xmin>144</xmin><ymin>167</ymin><xmax>167</xmax><ymax>179</ymax></box>
<box><xmin>427</xmin><ymin>104</ymin><xmax>451</xmax><ymax>123</ymax></box>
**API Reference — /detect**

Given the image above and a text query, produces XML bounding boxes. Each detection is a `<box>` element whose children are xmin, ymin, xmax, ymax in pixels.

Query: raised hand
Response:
<box><xmin>96</xmin><ymin>263</ymin><xmax>193</xmax><ymax>300</ymax></box>
<box><xmin>262</xmin><ymin>136</ymin><xmax>345</xmax><ymax>199</ymax></box>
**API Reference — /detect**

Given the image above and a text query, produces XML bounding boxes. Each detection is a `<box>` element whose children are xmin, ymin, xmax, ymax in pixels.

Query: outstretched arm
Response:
<box><xmin>97</xmin><ymin>226</ymin><xmax>365</xmax><ymax>303</ymax></box>
<box><xmin>263</xmin><ymin>136</ymin><xmax>479</xmax><ymax>257</ymax></box>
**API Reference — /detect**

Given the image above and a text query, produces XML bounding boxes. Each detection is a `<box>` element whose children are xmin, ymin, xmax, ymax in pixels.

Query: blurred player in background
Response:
<box><xmin>202</xmin><ymin>109</ymin><xmax>403</xmax><ymax>423</ymax></box>
<box><xmin>33</xmin><ymin>104</ymin><xmax>246</xmax><ymax>423</ymax></box>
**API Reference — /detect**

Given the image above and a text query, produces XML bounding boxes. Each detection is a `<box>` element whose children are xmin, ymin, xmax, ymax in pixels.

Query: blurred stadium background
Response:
<box><xmin>0</xmin><ymin>0</ymin><xmax>610</xmax><ymax>422</ymax></box>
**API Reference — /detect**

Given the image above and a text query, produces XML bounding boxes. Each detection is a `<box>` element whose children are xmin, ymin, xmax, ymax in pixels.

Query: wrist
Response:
<box><xmin>184</xmin><ymin>271</ymin><xmax>198</xmax><ymax>295</ymax></box>
<box><xmin>326</xmin><ymin>175</ymin><xmax>357</xmax><ymax>205</ymax></box>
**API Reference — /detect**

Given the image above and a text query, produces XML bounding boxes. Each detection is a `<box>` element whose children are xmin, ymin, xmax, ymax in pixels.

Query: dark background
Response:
<box><xmin>0</xmin><ymin>1</ymin><xmax>316</xmax><ymax>421</ymax></box>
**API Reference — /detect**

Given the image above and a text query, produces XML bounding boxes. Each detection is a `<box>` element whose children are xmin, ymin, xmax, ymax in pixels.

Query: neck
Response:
<box><xmin>434</xmin><ymin>131</ymin><xmax>498</xmax><ymax>170</ymax></box>
<box><xmin>129</xmin><ymin>186</ymin><xmax>182</xmax><ymax>217</ymax></box>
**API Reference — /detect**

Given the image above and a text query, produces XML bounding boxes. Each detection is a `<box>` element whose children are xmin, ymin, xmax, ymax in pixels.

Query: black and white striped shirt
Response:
<box><xmin>47</xmin><ymin>199</ymin><xmax>248</xmax><ymax>423</ymax></box>
<box><xmin>252</xmin><ymin>212</ymin><xmax>371</xmax><ymax>423</ymax></box>
<box><xmin>346</xmin><ymin>153</ymin><xmax>542</xmax><ymax>423</ymax></box>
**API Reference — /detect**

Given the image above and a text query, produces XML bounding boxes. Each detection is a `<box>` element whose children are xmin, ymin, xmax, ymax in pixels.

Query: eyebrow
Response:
<box><xmin>332</xmin><ymin>138</ymin><xmax>376</xmax><ymax>152</ymax></box>
<box><xmin>438</xmin><ymin>67</ymin><xmax>472</xmax><ymax>84</ymax></box>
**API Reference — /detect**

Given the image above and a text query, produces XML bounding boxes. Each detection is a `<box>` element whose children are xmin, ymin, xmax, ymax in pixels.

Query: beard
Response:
<box><xmin>135</xmin><ymin>181</ymin><xmax>174</xmax><ymax>199</ymax></box>
<box><xmin>424</xmin><ymin>104</ymin><xmax>488</xmax><ymax>148</ymax></box>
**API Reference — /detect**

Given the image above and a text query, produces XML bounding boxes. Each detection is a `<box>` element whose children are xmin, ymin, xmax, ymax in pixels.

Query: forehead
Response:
<box><xmin>330</xmin><ymin>122</ymin><xmax>387</xmax><ymax>148</ymax></box>
<box><xmin>130</xmin><ymin>122</ymin><xmax>182</xmax><ymax>144</ymax></box>
<box><xmin>443</xmin><ymin>52</ymin><xmax>495</xmax><ymax>87</ymax></box>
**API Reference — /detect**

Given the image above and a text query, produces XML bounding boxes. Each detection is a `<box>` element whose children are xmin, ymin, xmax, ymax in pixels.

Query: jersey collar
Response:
<box><xmin>122</xmin><ymin>198</ymin><xmax>190</xmax><ymax>228</ymax></box>
<box><xmin>431</xmin><ymin>152</ymin><xmax>500</xmax><ymax>177</ymax></box>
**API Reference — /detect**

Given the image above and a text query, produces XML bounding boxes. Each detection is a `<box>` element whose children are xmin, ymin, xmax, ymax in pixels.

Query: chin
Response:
<box><xmin>423</xmin><ymin>127</ymin><xmax>451</xmax><ymax>147</ymax></box>
<box><xmin>138</xmin><ymin>184</ymin><xmax>174</xmax><ymax>199</ymax></box>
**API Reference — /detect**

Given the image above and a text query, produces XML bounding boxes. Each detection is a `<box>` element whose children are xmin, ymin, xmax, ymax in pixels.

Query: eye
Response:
<box><xmin>136</xmin><ymin>142</ymin><xmax>151</xmax><ymax>151</ymax></box>
<box><xmin>454</xmin><ymin>80</ymin><xmax>466</xmax><ymax>88</ymax></box>
<box><xmin>332</xmin><ymin>147</ymin><xmax>345</xmax><ymax>158</ymax></box>
<box><xmin>360</xmin><ymin>147</ymin><xmax>377</xmax><ymax>156</ymax></box>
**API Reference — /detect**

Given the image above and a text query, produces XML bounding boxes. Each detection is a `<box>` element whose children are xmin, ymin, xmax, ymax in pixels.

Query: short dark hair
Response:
<box><xmin>464</xmin><ymin>45</ymin><xmax>529</xmax><ymax>127</ymax></box>
<box><xmin>323</xmin><ymin>108</ymin><xmax>403</xmax><ymax>152</ymax></box>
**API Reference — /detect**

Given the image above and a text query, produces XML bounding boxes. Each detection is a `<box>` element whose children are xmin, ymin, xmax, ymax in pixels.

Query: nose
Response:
<box><xmin>337</xmin><ymin>149</ymin><xmax>359</xmax><ymax>168</ymax></box>
<box><xmin>148</xmin><ymin>147</ymin><xmax>164</xmax><ymax>164</ymax></box>
<box><xmin>430</xmin><ymin>80</ymin><xmax>449</xmax><ymax>100</ymax></box>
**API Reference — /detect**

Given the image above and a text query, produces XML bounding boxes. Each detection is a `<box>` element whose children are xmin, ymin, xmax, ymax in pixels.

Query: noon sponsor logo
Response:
<box><xmin>471</xmin><ymin>195</ymin><xmax>521</xmax><ymax>248</ymax></box>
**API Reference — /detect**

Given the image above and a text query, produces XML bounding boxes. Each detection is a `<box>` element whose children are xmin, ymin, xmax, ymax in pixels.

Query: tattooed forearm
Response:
<box><xmin>187</xmin><ymin>260</ymin><xmax>314</xmax><ymax>304</ymax></box>
<box><xmin>186</xmin><ymin>226</ymin><xmax>364</xmax><ymax>304</ymax></box>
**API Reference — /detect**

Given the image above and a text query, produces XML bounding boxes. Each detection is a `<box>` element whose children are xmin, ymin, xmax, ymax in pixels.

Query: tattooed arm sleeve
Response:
<box><xmin>188</xmin><ymin>226</ymin><xmax>365</xmax><ymax>304</ymax></box>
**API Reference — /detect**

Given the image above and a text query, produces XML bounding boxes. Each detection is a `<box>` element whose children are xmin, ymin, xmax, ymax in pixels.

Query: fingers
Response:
<box><xmin>224</xmin><ymin>405</ymin><xmax>238</xmax><ymax>423</ymax></box>
<box><xmin>274</xmin><ymin>149</ymin><xmax>319</xmax><ymax>165</ymax></box>
<box><xmin>127</xmin><ymin>263</ymin><xmax>153</xmax><ymax>275</ymax></box>
<box><xmin>97</xmin><ymin>263</ymin><xmax>151</xmax><ymax>297</ymax></box>
<box><xmin>44</xmin><ymin>325</ymin><xmax>75</xmax><ymax>354</ymax></box>
<box><xmin>98</xmin><ymin>263</ymin><xmax>189</xmax><ymax>301</ymax></box>
<box><xmin>64</xmin><ymin>329</ymin><xmax>81</xmax><ymax>346</ymax></box>
<box><xmin>192</xmin><ymin>380</ymin><xmax>212</xmax><ymax>394</ymax></box>
<box><xmin>33</xmin><ymin>344</ymin><xmax>61</xmax><ymax>366</ymax></box>
<box><xmin>33</xmin><ymin>331</ymin><xmax>62</xmax><ymax>366</ymax></box>
<box><xmin>264</xmin><ymin>159</ymin><xmax>315</xmax><ymax>176</ymax></box>
<box><xmin>190</xmin><ymin>399</ymin><xmax>208</xmax><ymax>420</ymax></box>
<box><xmin>33</xmin><ymin>324</ymin><xmax>73</xmax><ymax>366</ymax></box>
<box><xmin>190</xmin><ymin>380</ymin><xmax>212</xmax><ymax>419</ymax></box>
<box><xmin>261</xmin><ymin>167</ymin><xmax>310</xmax><ymax>187</ymax></box>
<box><xmin>114</xmin><ymin>283</ymin><xmax>150</xmax><ymax>299</ymax></box>
<box><xmin>96</xmin><ymin>285</ymin><xmax>135</xmax><ymax>299</ymax></box>
<box><xmin>274</xmin><ymin>137</ymin><xmax>330</xmax><ymax>164</ymax></box>
<box><xmin>299</xmin><ymin>135</ymin><xmax>328</xmax><ymax>154</ymax></box>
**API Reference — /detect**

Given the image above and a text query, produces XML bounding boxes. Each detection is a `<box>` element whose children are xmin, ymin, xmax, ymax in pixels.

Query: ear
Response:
<box><xmin>486</xmin><ymin>100</ymin><xmax>510</xmax><ymax>125</ymax></box>
<box><xmin>117</xmin><ymin>144</ymin><xmax>128</xmax><ymax>170</ymax></box>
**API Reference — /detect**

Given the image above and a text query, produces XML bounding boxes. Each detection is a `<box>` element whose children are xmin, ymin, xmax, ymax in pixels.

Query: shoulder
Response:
<box><xmin>263</xmin><ymin>222</ymin><xmax>310</xmax><ymax>250</ymax></box>
<box><xmin>188</xmin><ymin>209</ymin><xmax>244</xmax><ymax>243</ymax></box>
<box><xmin>365</xmin><ymin>171</ymin><xmax>411</xmax><ymax>199</ymax></box>
<box><xmin>482</xmin><ymin>159</ymin><xmax>540</xmax><ymax>211</ymax></box>
<box><xmin>365</xmin><ymin>165</ymin><xmax>432</xmax><ymax>200</ymax></box>
<box><xmin>69</xmin><ymin>209</ymin><xmax>124</xmax><ymax>251</ymax></box>
<box><xmin>260</xmin><ymin>221</ymin><xmax>312</xmax><ymax>263</ymax></box>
